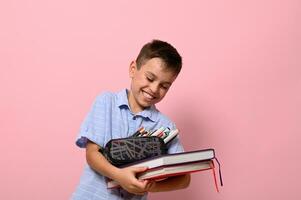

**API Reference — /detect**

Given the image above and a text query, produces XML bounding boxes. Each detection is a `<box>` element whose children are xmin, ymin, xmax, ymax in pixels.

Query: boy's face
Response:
<box><xmin>128</xmin><ymin>58</ymin><xmax>178</xmax><ymax>113</ymax></box>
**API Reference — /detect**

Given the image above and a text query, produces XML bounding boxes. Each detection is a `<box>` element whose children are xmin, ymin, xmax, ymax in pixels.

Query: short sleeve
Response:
<box><xmin>165</xmin><ymin>121</ymin><xmax>185</xmax><ymax>154</ymax></box>
<box><xmin>166</xmin><ymin>135</ymin><xmax>184</xmax><ymax>154</ymax></box>
<box><xmin>75</xmin><ymin>93</ymin><xmax>110</xmax><ymax>148</ymax></box>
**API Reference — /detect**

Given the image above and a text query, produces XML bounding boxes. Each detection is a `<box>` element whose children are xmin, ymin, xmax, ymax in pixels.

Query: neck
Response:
<box><xmin>127</xmin><ymin>90</ymin><xmax>143</xmax><ymax>114</ymax></box>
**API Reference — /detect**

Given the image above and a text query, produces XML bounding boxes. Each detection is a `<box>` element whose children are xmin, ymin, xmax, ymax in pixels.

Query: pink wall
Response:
<box><xmin>1</xmin><ymin>1</ymin><xmax>300</xmax><ymax>199</ymax></box>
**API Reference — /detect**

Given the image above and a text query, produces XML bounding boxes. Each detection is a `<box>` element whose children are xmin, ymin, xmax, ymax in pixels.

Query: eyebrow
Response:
<box><xmin>145</xmin><ymin>71</ymin><xmax>172</xmax><ymax>85</ymax></box>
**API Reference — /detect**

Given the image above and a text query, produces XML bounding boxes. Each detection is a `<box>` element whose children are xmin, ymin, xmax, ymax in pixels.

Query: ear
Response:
<box><xmin>129</xmin><ymin>60</ymin><xmax>137</xmax><ymax>78</ymax></box>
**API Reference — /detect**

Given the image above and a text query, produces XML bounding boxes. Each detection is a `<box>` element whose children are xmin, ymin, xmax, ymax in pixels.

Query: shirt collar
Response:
<box><xmin>117</xmin><ymin>89</ymin><xmax>157</xmax><ymax>122</ymax></box>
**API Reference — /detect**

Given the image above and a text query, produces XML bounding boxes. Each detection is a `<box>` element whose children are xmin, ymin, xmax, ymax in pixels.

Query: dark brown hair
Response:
<box><xmin>136</xmin><ymin>40</ymin><xmax>182</xmax><ymax>74</ymax></box>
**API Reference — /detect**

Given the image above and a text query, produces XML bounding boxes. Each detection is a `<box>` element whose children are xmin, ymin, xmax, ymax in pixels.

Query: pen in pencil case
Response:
<box><xmin>138</xmin><ymin>127</ymin><xmax>147</xmax><ymax>136</ymax></box>
<box><xmin>140</xmin><ymin>129</ymin><xmax>149</xmax><ymax>137</ymax></box>
<box><xmin>164</xmin><ymin>129</ymin><xmax>179</xmax><ymax>144</ymax></box>
<box><xmin>132</xmin><ymin>127</ymin><xmax>145</xmax><ymax>137</ymax></box>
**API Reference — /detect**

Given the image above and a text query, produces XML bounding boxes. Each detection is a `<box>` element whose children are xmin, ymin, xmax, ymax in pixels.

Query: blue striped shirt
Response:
<box><xmin>71</xmin><ymin>89</ymin><xmax>184</xmax><ymax>200</ymax></box>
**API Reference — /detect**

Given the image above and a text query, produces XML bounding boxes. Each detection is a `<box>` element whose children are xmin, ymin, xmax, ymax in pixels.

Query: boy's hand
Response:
<box><xmin>114</xmin><ymin>166</ymin><xmax>150</xmax><ymax>195</ymax></box>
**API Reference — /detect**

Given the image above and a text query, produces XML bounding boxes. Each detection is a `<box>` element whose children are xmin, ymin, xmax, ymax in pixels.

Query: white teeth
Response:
<box><xmin>143</xmin><ymin>91</ymin><xmax>154</xmax><ymax>99</ymax></box>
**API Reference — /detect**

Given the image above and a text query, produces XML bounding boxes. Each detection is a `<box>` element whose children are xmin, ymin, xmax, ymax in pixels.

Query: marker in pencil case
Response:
<box><xmin>146</xmin><ymin>129</ymin><xmax>156</xmax><ymax>136</ymax></box>
<box><xmin>150</xmin><ymin>127</ymin><xmax>165</xmax><ymax>137</ymax></box>
<box><xmin>148</xmin><ymin>128</ymin><xmax>162</xmax><ymax>136</ymax></box>
<box><xmin>164</xmin><ymin>129</ymin><xmax>179</xmax><ymax>144</ymax></box>
<box><xmin>157</xmin><ymin>129</ymin><xmax>168</xmax><ymax>138</ymax></box>
<box><xmin>161</xmin><ymin>127</ymin><xmax>171</xmax><ymax>139</ymax></box>
<box><xmin>157</xmin><ymin>127</ymin><xmax>168</xmax><ymax>138</ymax></box>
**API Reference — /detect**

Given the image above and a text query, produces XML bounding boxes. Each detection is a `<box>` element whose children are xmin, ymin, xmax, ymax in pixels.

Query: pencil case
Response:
<box><xmin>99</xmin><ymin>136</ymin><xmax>167</xmax><ymax>166</ymax></box>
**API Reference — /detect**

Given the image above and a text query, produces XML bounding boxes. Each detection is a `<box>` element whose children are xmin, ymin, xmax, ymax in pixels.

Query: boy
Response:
<box><xmin>72</xmin><ymin>40</ymin><xmax>190</xmax><ymax>200</ymax></box>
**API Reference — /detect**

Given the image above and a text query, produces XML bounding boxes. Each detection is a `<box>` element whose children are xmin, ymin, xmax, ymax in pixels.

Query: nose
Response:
<box><xmin>150</xmin><ymin>83</ymin><xmax>160</xmax><ymax>94</ymax></box>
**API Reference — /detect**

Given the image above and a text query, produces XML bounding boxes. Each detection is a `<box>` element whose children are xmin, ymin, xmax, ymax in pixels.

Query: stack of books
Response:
<box><xmin>106</xmin><ymin>148</ymin><xmax>222</xmax><ymax>192</ymax></box>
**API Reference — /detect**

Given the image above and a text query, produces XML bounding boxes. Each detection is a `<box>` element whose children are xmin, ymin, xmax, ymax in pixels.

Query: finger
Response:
<box><xmin>139</xmin><ymin>179</ymin><xmax>149</xmax><ymax>185</ymax></box>
<box><xmin>132</xmin><ymin>180</ymin><xmax>148</xmax><ymax>189</ymax></box>
<box><xmin>125</xmin><ymin>178</ymin><xmax>145</xmax><ymax>189</ymax></box>
<box><xmin>132</xmin><ymin>166</ymin><xmax>148</xmax><ymax>173</ymax></box>
<box><xmin>144</xmin><ymin>181</ymin><xmax>154</xmax><ymax>190</ymax></box>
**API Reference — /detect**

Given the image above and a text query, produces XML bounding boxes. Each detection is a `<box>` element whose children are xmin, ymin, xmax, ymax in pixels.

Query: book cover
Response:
<box><xmin>115</xmin><ymin>148</ymin><xmax>215</xmax><ymax>170</ymax></box>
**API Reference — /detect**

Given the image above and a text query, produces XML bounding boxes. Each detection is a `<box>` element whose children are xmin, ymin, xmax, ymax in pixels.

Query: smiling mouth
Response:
<box><xmin>142</xmin><ymin>90</ymin><xmax>156</xmax><ymax>100</ymax></box>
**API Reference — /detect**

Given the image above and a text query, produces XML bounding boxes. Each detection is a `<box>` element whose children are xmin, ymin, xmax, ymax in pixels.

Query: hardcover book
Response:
<box><xmin>106</xmin><ymin>149</ymin><xmax>217</xmax><ymax>189</ymax></box>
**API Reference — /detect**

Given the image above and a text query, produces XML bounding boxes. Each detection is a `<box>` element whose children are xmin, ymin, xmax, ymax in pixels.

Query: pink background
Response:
<box><xmin>1</xmin><ymin>0</ymin><xmax>300</xmax><ymax>199</ymax></box>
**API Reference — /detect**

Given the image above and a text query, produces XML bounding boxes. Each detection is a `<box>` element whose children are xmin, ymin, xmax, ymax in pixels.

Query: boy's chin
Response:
<box><xmin>139</xmin><ymin>100</ymin><xmax>154</xmax><ymax>109</ymax></box>
<box><xmin>138</xmin><ymin>95</ymin><xmax>161</xmax><ymax>108</ymax></box>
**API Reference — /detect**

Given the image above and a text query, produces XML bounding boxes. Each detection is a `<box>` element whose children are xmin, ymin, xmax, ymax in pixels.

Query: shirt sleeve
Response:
<box><xmin>75</xmin><ymin>93</ymin><xmax>110</xmax><ymax>148</ymax></box>
<box><xmin>165</xmin><ymin>121</ymin><xmax>185</xmax><ymax>154</ymax></box>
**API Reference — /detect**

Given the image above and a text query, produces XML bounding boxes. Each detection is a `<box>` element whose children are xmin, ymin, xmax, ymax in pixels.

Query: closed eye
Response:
<box><xmin>161</xmin><ymin>84</ymin><xmax>170</xmax><ymax>90</ymax></box>
<box><xmin>146</xmin><ymin>76</ymin><xmax>154</xmax><ymax>82</ymax></box>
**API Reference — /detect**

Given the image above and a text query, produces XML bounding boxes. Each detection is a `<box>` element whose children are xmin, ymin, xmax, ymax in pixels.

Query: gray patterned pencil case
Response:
<box><xmin>99</xmin><ymin>136</ymin><xmax>167</xmax><ymax>167</ymax></box>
